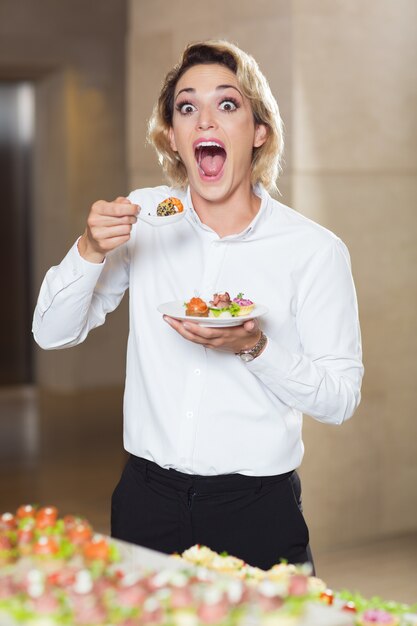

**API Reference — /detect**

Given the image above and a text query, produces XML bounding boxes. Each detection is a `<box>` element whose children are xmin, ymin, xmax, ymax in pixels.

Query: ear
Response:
<box><xmin>253</xmin><ymin>124</ymin><xmax>268</xmax><ymax>148</ymax></box>
<box><xmin>168</xmin><ymin>127</ymin><xmax>177</xmax><ymax>152</ymax></box>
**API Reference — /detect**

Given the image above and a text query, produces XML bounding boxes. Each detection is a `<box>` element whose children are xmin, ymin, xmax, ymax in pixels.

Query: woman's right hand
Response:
<box><xmin>78</xmin><ymin>196</ymin><xmax>139</xmax><ymax>263</ymax></box>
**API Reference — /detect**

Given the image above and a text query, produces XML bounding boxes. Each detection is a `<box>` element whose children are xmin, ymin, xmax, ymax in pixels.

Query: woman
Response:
<box><xmin>33</xmin><ymin>40</ymin><xmax>363</xmax><ymax>570</ymax></box>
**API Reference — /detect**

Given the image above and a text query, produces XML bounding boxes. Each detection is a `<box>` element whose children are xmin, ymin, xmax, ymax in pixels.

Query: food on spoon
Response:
<box><xmin>156</xmin><ymin>196</ymin><xmax>184</xmax><ymax>216</ymax></box>
<box><xmin>185</xmin><ymin>297</ymin><xmax>209</xmax><ymax>317</ymax></box>
<box><xmin>233</xmin><ymin>293</ymin><xmax>255</xmax><ymax>316</ymax></box>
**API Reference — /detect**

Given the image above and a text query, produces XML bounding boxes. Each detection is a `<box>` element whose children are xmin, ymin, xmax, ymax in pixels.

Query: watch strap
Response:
<box><xmin>236</xmin><ymin>331</ymin><xmax>267</xmax><ymax>360</ymax></box>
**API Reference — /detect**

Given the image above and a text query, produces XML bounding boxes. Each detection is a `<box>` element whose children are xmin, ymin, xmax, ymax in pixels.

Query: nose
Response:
<box><xmin>196</xmin><ymin>106</ymin><xmax>216</xmax><ymax>131</ymax></box>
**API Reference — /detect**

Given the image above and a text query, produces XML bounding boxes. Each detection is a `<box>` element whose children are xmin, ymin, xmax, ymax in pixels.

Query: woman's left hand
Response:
<box><xmin>163</xmin><ymin>315</ymin><xmax>262</xmax><ymax>354</ymax></box>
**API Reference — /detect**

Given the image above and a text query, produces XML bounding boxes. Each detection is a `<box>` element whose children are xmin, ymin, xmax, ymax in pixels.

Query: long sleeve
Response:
<box><xmin>247</xmin><ymin>237</ymin><xmax>364</xmax><ymax>425</ymax></box>
<box><xmin>32</xmin><ymin>240</ymin><xmax>130</xmax><ymax>350</ymax></box>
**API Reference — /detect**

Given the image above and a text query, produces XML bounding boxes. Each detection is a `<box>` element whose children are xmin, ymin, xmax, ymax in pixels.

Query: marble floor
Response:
<box><xmin>0</xmin><ymin>386</ymin><xmax>416</xmax><ymax>605</ymax></box>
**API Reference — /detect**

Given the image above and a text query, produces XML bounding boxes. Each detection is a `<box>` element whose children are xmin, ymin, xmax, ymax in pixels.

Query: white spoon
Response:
<box><xmin>137</xmin><ymin>209</ymin><xmax>186</xmax><ymax>227</ymax></box>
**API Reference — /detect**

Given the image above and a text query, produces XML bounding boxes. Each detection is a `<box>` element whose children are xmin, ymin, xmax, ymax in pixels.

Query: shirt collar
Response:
<box><xmin>185</xmin><ymin>184</ymin><xmax>270</xmax><ymax>240</ymax></box>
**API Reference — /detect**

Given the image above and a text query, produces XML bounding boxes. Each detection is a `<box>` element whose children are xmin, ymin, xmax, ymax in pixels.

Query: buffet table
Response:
<box><xmin>115</xmin><ymin>539</ymin><xmax>354</xmax><ymax>626</ymax></box>
<box><xmin>1</xmin><ymin>505</ymin><xmax>416</xmax><ymax>625</ymax></box>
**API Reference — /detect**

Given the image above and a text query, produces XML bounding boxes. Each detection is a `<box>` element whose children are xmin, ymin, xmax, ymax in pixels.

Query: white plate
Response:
<box><xmin>157</xmin><ymin>301</ymin><xmax>268</xmax><ymax>327</ymax></box>
<box><xmin>138</xmin><ymin>210</ymin><xmax>186</xmax><ymax>227</ymax></box>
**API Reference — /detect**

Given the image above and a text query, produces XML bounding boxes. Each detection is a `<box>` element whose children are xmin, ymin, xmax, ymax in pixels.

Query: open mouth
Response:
<box><xmin>194</xmin><ymin>141</ymin><xmax>227</xmax><ymax>179</ymax></box>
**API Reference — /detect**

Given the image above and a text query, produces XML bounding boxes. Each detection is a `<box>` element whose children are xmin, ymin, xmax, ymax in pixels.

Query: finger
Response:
<box><xmin>109</xmin><ymin>201</ymin><xmax>140</xmax><ymax>218</ymax></box>
<box><xmin>89</xmin><ymin>234</ymin><xmax>131</xmax><ymax>254</ymax></box>
<box><xmin>93</xmin><ymin>199</ymin><xmax>139</xmax><ymax>218</ymax></box>
<box><xmin>104</xmin><ymin>234</ymin><xmax>131</xmax><ymax>249</ymax></box>
<box><xmin>90</xmin><ymin>224</ymin><xmax>134</xmax><ymax>240</ymax></box>
<box><xmin>164</xmin><ymin>317</ymin><xmax>211</xmax><ymax>345</ymax></box>
<box><xmin>243</xmin><ymin>318</ymin><xmax>259</xmax><ymax>334</ymax></box>
<box><xmin>90</xmin><ymin>214</ymin><xmax>137</xmax><ymax>228</ymax></box>
<box><xmin>182</xmin><ymin>320</ymin><xmax>225</xmax><ymax>340</ymax></box>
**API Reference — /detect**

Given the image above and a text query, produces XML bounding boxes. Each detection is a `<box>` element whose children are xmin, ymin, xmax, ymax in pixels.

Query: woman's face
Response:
<box><xmin>168</xmin><ymin>63</ymin><xmax>267</xmax><ymax>205</ymax></box>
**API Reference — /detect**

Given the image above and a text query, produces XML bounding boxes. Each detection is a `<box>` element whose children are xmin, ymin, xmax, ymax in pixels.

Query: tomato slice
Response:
<box><xmin>67</xmin><ymin>521</ymin><xmax>93</xmax><ymax>544</ymax></box>
<box><xmin>83</xmin><ymin>535</ymin><xmax>110</xmax><ymax>561</ymax></box>
<box><xmin>320</xmin><ymin>589</ymin><xmax>334</xmax><ymax>605</ymax></box>
<box><xmin>17</xmin><ymin>505</ymin><xmax>36</xmax><ymax>519</ymax></box>
<box><xmin>0</xmin><ymin>513</ymin><xmax>16</xmax><ymax>530</ymax></box>
<box><xmin>33</xmin><ymin>536</ymin><xmax>59</xmax><ymax>556</ymax></box>
<box><xmin>36</xmin><ymin>506</ymin><xmax>58</xmax><ymax>529</ymax></box>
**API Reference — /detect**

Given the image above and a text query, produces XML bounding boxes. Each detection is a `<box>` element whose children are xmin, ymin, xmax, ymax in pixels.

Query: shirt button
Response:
<box><xmin>194</xmin><ymin>369</ymin><xmax>201</xmax><ymax>375</ymax></box>
<box><xmin>186</xmin><ymin>411</ymin><xmax>194</xmax><ymax>419</ymax></box>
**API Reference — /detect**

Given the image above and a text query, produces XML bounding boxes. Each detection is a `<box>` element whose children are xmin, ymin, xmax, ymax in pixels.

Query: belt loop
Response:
<box><xmin>144</xmin><ymin>461</ymin><xmax>150</xmax><ymax>483</ymax></box>
<box><xmin>255</xmin><ymin>478</ymin><xmax>263</xmax><ymax>494</ymax></box>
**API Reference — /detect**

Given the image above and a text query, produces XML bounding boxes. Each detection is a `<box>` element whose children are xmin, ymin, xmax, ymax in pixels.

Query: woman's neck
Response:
<box><xmin>190</xmin><ymin>184</ymin><xmax>261</xmax><ymax>238</ymax></box>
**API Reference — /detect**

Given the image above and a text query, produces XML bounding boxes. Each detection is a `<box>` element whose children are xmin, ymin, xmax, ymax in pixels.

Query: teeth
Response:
<box><xmin>195</xmin><ymin>141</ymin><xmax>223</xmax><ymax>148</ymax></box>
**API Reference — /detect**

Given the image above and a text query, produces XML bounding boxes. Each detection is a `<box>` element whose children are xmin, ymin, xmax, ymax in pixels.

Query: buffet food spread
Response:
<box><xmin>0</xmin><ymin>506</ymin><xmax>416</xmax><ymax>626</ymax></box>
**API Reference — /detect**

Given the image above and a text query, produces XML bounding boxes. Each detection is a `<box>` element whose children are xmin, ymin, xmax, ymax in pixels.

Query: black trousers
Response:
<box><xmin>111</xmin><ymin>455</ymin><xmax>313</xmax><ymax>572</ymax></box>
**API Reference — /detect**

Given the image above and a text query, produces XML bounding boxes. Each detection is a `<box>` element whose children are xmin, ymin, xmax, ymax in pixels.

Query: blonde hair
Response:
<box><xmin>147</xmin><ymin>40</ymin><xmax>284</xmax><ymax>193</ymax></box>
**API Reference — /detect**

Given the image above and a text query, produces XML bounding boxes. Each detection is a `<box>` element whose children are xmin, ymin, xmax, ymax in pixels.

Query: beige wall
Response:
<box><xmin>127</xmin><ymin>0</ymin><xmax>417</xmax><ymax>550</ymax></box>
<box><xmin>292</xmin><ymin>1</ymin><xmax>417</xmax><ymax>548</ymax></box>
<box><xmin>0</xmin><ymin>0</ymin><xmax>129</xmax><ymax>390</ymax></box>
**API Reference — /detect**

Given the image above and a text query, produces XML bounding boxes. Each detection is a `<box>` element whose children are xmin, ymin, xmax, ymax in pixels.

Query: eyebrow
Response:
<box><xmin>174</xmin><ymin>84</ymin><xmax>243</xmax><ymax>100</ymax></box>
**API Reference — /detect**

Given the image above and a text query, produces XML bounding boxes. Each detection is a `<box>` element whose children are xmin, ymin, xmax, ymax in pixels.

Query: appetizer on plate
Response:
<box><xmin>185</xmin><ymin>297</ymin><xmax>209</xmax><ymax>317</ymax></box>
<box><xmin>232</xmin><ymin>293</ymin><xmax>255</xmax><ymax>316</ymax></box>
<box><xmin>208</xmin><ymin>292</ymin><xmax>234</xmax><ymax>318</ymax></box>
<box><xmin>184</xmin><ymin>292</ymin><xmax>256</xmax><ymax>319</ymax></box>
<box><xmin>208</xmin><ymin>292</ymin><xmax>255</xmax><ymax>318</ymax></box>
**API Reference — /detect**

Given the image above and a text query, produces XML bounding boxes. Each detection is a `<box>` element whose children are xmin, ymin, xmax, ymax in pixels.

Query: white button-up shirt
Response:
<box><xmin>33</xmin><ymin>185</ymin><xmax>364</xmax><ymax>476</ymax></box>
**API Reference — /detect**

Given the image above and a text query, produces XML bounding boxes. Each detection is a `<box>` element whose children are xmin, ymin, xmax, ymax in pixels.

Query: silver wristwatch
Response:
<box><xmin>236</xmin><ymin>331</ymin><xmax>267</xmax><ymax>362</ymax></box>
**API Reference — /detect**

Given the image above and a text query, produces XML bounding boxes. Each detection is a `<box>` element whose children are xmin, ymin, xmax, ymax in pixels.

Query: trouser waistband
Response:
<box><xmin>129</xmin><ymin>455</ymin><xmax>294</xmax><ymax>495</ymax></box>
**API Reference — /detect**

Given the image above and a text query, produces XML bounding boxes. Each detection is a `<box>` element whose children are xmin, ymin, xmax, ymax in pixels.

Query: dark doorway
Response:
<box><xmin>0</xmin><ymin>82</ymin><xmax>35</xmax><ymax>384</ymax></box>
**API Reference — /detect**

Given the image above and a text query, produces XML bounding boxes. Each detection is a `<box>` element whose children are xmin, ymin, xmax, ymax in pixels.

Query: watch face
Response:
<box><xmin>240</xmin><ymin>352</ymin><xmax>255</xmax><ymax>362</ymax></box>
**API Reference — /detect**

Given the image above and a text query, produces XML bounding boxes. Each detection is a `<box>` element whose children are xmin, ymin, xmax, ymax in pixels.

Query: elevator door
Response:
<box><xmin>0</xmin><ymin>82</ymin><xmax>34</xmax><ymax>385</ymax></box>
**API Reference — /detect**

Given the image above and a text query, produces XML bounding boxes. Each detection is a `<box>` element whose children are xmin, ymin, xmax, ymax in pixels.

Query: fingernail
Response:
<box><xmin>183</xmin><ymin>322</ymin><xmax>191</xmax><ymax>330</ymax></box>
<box><xmin>247</xmin><ymin>321</ymin><xmax>255</xmax><ymax>331</ymax></box>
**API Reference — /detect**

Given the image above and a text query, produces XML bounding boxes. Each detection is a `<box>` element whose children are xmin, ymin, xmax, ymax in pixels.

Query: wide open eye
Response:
<box><xmin>176</xmin><ymin>102</ymin><xmax>197</xmax><ymax>115</ymax></box>
<box><xmin>219</xmin><ymin>98</ymin><xmax>239</xmax><ymax>112</ymax></box>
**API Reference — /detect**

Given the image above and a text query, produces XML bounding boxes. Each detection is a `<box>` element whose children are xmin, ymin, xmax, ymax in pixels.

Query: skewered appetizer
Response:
<box><xmin>185</xmin><ymin>297</ymin><xmax>209</xmax><ymax>317</ymax></box>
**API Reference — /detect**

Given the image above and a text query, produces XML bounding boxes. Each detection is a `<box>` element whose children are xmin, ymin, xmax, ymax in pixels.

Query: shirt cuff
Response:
<box><xmin>36</xmin><ymin>239</ymin><xmax>106</xmax><ymax>316</ymax></box>
<box><xmin>245</xmin><ymin>336</ymin><xmax>296</xmax><ymax>383</ymax></box>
